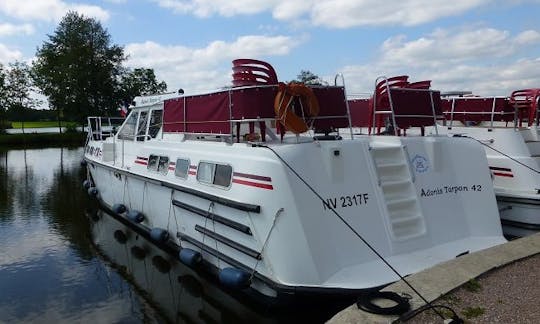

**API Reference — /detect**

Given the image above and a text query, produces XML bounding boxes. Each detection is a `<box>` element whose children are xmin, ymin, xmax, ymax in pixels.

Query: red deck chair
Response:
<box><xmin>232</xmin><ymin>59</ymin><xmax>278</xmax><ymax>87</ymax></box>
<box><xmin>510</xmin><ymin>89</ymin><xmax>540</xmax><ymax>127</ymax></box>
<box><xmin>370</xmin><ymin>75</ymin><xmax>409</xmax><ymax>134</ymax></box>
<box><xmin>231</xmin><ymin>59</ymin><xmax>280</xmax><ymax>142</ymax></box>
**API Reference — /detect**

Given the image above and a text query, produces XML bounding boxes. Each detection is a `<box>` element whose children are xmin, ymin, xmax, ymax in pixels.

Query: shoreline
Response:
<box><xmin>0</xmin><ymin>132</ymin><xmax>86</xmax><ymax>146</ymax></box>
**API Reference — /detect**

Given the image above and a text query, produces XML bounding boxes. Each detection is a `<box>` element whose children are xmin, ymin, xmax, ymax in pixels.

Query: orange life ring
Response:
<box><xmin>274</xmin><ymin>82</ymin><xmax>320</xmax><ymax>134</ymax></box>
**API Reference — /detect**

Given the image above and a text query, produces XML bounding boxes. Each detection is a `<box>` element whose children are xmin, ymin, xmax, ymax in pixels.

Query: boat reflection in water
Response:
<box><xmin>87</xmin><ymin>207</ymin><xmax>349</xmax><ymax>323</ymax></box>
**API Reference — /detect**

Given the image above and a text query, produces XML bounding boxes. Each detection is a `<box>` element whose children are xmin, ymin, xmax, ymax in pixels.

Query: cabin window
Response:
<box><xmin>147</xmin><ymin>155</ymin><xmax>159</xmax><ymax>171</ymax></box>
<box><xmin>175</xmin><ymin>158</ymin><xmax>190</xmax><ymax>179</ymax></box>
<box><xmin>136</xmin><ymin>111</ymin><xmax>149</xmax><ymax>141</ymax></box>
<box><xmin>148</xmin><ymin>110</ymin><xmax>162</xmax><ymax>138</ymax></box>
<box><xmin>118</xmin><ymin>112</ymin><xmax>138</xmax><ymax>140</ymax></box>
<box><xmin>157</xmin><ymin>156</ymin><xmax>170</xmax><ymax>175</ymax></box>
<box><xmin>197</xmin><ymin>162</ymin><xmax>232</xmax><ymax>188</ymax></box>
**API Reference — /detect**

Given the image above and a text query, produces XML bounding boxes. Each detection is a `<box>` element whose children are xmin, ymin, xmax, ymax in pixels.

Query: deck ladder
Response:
<box><xmin>369</xmin><ymin>143</ymin><xmax>426</xmax><ymax>240</ymax></box>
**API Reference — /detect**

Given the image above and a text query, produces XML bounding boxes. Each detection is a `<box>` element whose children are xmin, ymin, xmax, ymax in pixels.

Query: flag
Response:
<box><xmin>119</xmin><ymin>101</ymin><xmax>129</xmax><ymax>117</ymax></box>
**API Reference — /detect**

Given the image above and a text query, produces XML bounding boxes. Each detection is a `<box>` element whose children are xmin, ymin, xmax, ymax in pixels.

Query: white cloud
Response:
<box><xmin>339</xmin><ymin>27</ymin><xmax>540</xmax><ymax>97</ymax></box>
<box><xmin>125</xmin><ymin>35</ymin><xmax>300</xmax><ymax>92</ymax></box>
<box><xmin>378</xmin><ymin>27</ymin><xmax>540</xmax><ymax>69</ymax></box>
<box><xmin>0</xmin><ymin>0</ymin><xmax>110</xmax><ymax>22</ymax></box>
<box><xmin>155</xmin><ymin>0</ymin><xmax>277</xmax><ymax>17</ymax></box>
<box><xmin>514</xmin><ymin>30</ymin><xmax>540</xmax><ymax>45</ymax></box>
<box><xmin>155</xmin><ymin>0</ymin><xmax>490</xmax><ymax>27</ymax></box>
<box><xmin>0</xmin><ymin>43</ymin><xmax>23</xmax><ymax>63</ymax></box>
<box><xmin>0</xmin><ymin>23</ymin><xmax>34</xmax><ymax>36</ymax></box>
<box><xmin>312</xmin><ymin>0</ymin><xmax>489</xmax><ymax>28</ymax></box>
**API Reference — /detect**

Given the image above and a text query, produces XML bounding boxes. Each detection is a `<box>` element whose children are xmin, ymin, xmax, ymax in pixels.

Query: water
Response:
<box><xmin>5</xmin><ymin>127</ymin><xmax>68</xmax><ymax>134</ymax></box>
<box><xmin>0</xmin><ymin>146</ymin><xmax>348</xmax><ymax>323</ymax></box>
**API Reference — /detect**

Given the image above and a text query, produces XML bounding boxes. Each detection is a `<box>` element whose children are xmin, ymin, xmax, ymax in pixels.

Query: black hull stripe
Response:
<box><xmin>178</xmin><ymin>233</ymin><xmax>254</xmax><ymax>272</ymax></box>
<box><xmin>172</xmin><ymin>199</ymin><xmax>252</xmax><ymax>235</ymax></box>
<box><xmin>501</xmin><ymin>219</ymin><xmax>540</xmax><ymax>230</ymax></box>
<box><xmin>165</xmin><ymin>182</ymin><xmax>260</xmax><ymax>213</ymax></box>
<box><xmin>490</xmin><ymin>166</ymin><xmax>512</xmax><ymax>172</ymax></box>
<box><xmin>85</xmin><ymin>157</ymin><xmax>260</xmax><ymax>213</ymax></box>
<box><xmin>194</xmin><ymin>225</ymin><xmax>261</xmax><ymax>260</ymax></box>
<box><xmin>497</xmin><ymin>195</ymin><xmax>540</xmax><ymax>206</ymax></box>
<box><xmin>93</xmin><ymin>198</ymin><xmax>376</xmax><ymax>304</ymax></box>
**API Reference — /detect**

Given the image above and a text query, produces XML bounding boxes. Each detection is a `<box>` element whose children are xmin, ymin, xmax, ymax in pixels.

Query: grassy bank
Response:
<box><xmin>0</xmin><ymin>132</ymin><xmax>86</xmax><ymax>146</ymax></box>
<box><xmin>10</xmin><ymin>121</ymin><xmax>78</xmax><ymax>129</ymax></box>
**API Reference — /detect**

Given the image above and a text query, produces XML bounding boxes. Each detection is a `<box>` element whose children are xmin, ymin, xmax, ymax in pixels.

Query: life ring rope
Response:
<box><xmin>274</xmin><ymin>82</ymin><xmax>319</xmax><ymax>134</ymax></box>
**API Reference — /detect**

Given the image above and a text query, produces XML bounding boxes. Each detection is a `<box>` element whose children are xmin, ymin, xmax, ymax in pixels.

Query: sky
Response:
<box><xmin>1</xmin><ymin>0</ymin><xmax>540</xmax><ymax>103</ymax></box>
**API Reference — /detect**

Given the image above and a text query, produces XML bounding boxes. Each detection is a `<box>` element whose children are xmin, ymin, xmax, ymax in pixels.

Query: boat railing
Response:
<box><xmin>86</xmin><ymin>116</ymin><xmax>125</xmax><ymax>144</ymax></box>
<box><xmin>371</xmin><ymin>76</ymin><xmax>442</xmax><ymax>136</ymax></box>
<box><xmin>442</xmin><ymin>96</ymin><xmax>513</xmax><ymax>130</ymax></box>
<box><xmin>162</xmin><ymin>84</ymin><xmax>352</xmax><ymax>143</ymax></box>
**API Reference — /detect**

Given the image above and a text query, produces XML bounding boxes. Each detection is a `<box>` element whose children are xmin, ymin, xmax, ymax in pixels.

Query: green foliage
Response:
<box><xmin>33</xmin><ymin>11</ymin><xmax>125</xmax><ymax>123</ymax></box>
<box><xmin>291</xmin><ymin>70</ymin><xmax>328</xmax><ymax>86</ymax></box>
<box><xmin>119</xmin><ymin>68</ymin><xmax>167</xmax><ymax>104</ymax></box>
<box><xmin>10</xmin><ymin>121</ymin><xmax>76</xmax><ymax>129</ymax></box>
<box><xmin>0</xmin><ymin>62</ymin><xmax>40</xmax><ymax>131</ymax></box>
<box><xmin>462</xmin><ymin>306</ymin><xmax>485</xmax><ymax>319</ymax></box>
<box><xmin>463</xmin><ymin>279</ymin><xmax>482</xmax><ymax>293</ymax></box>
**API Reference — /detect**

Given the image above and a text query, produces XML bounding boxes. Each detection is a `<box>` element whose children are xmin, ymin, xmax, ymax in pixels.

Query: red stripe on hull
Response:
<box><xmin>188</xmin><ymin>171</ymin><xmax>197</xmax><ymax>175</ymax></box>
<box><xmin>493</xmin><ymin>172</ymin><xmax>513</xmax><ymax>178</ymax></box>
<box><xmin>233</xmin><ymin>178</ymin><xmax>274</xmax><ymax>190</ymax></box>
<box><xmin>134</xmin><ymin>160</ymin><xmax>148</xmax><ymax>165</ymax></box>
<box><xmin>233</xmin><ymin>172</ymin><xmax>272</xmax><ymax>182</ymax></box>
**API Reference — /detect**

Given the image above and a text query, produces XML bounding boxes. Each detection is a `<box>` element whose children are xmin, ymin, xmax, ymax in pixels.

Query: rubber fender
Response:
<box><xmin>219</xmin><ymin>267</ymin><xmax>251</xmax><ymax>290</ymax></box>
<box><xmin>87</xmin><ymin>187</ymin><xmax>98</xmax><ymax>197</ymax></box>
<box><xmin>126</xmin><ymin>210</ymin><xmax>145</xmax><ymax>223</ymax></box>
<box><xmin>82</xmin><ymin>180</ymin><xmax>92</xmax><ymax>189</ymax></box>
<box><xmin>112</xmin><ymin>203</ymin><xmax>126</xmax><ymax>214</ymax></box>
<box><xmin>356</xmin><ymin>290</ymin><xmax>411</xmax><ymax>315</ymax></box>
<box><xmin>150</xmin><ymin>228</ymin><xmax>169</xmax><ymax>243</ymax></box>
<box><xmin>179</xmin><ymin>248</ymin><xmax>202</xmax><ymax>267</ymax></box>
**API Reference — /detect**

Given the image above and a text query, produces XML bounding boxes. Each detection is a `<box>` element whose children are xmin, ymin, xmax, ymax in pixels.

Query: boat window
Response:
<box><xmin>197</xmin><ymin>162</ymin><xmax>232</xmax><ymax>188</ymax></box>
<box><xmin>175</xmin><ymin>158</ymin><xmax>190</xmax><ymax>179</ymax></box>
<box><xmin>136</xmin><ymin>111</ymin><xmax>149</xmax><ymax>141</ymax></box>
<box><xmin>147</xmin><ymin>155</ymin><xmax>159</xmax><ymax>171</ymax></box>
<box><xmin>214</xmin><ymin>164</ymin><xmax>232</xmax><ymax>187</ymax></box>
<box><xmin>148</xmin><ymin>110</ymin><xmax>162</xmax><ymax>138</ymax></box>
<box><xmin>157</xmin><ymin>156</ymin><xmax>170</xmax><ymax>175</ymax></box>
<box><xmin>197</xmin><ymin>162</ymin><xmax>215</xmax><ymax>184</ymax></box>
<box><xmin>117</xmin><ymin>112</ymin><xmax>138</xmax><ymax>140</ymax></box>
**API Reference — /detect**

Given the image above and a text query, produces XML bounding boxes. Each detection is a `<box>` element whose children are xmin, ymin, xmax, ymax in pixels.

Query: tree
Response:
<box><xmin>0</xmin><ymin>64</ymin><xmax>8</xmax><ymax>133</ymax></box>
<box><xmin>292</xmin><ymin>70</ymin><xmax>328</xmax><ymax>86</ymax></box>
<box><xmin>33</xmin><ymin>11</ymin><xmax>125</xmax><ymax>126</ymax></box>
<box><xmin>119</xmin><ymin>68</ymin><xmax>167</xmax><ymax>105</ymax></box>
<box><xmin>5</xmin><ymin>62</ymin><xmax>40</xmax><ymax>134</ymax></box>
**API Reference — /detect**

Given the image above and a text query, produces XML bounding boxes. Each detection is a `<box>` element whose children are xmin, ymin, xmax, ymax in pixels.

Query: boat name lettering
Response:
<box><xmin>420</xmin><ymin>184</ymin><xmax>482</xmax><ymax>197</ymax></box>
<box><xmin>86</xmin><ymin>146</ymin><xmax>102</xmax><ymax>157</ymax></box>
<box><xmin>322</xmin><ymin>193</ymin><xmax>369</xmax><ymax>210</ymax></box>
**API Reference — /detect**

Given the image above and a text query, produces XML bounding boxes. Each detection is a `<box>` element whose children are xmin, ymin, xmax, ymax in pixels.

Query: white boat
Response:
<box><xmin>83</xmin><ymin>59</ymin><xmax>505</xmax><ymax>303</ymax></box>
<box><xmin>349</xmin><ymin>75</ymin><xmax>540</xmax><ymax>237</ymax></box>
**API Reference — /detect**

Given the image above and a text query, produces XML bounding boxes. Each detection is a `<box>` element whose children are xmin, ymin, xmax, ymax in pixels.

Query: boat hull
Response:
<box><xmin>84</xmin><ymin>134</ymin><xmax>506</xmax><ymax>299</ymax></box>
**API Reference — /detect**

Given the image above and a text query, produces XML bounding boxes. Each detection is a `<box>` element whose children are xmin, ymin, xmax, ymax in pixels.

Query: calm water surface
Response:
<box><xmin>0</xmin><ymin>146</ymin><xmax>347</xmax><ymax>323</ymax></box>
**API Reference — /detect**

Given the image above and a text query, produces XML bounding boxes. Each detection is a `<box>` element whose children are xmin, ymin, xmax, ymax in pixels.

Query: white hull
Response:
<box><xmin>426</xmin><ymin>124</ymin><xmax>540</xmax><ymax>235</ymax></box>
<box><xmin>85</xmin><ymin>133</ymin><xmax>505</xmax><ymax>298</ymax></box>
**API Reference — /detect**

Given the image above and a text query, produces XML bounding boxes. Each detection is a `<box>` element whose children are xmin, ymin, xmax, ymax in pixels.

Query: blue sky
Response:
<box><xmin>1</xmin><ymin>0</ymin><xmax>540</xmax><ymax>100</ymax></box>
